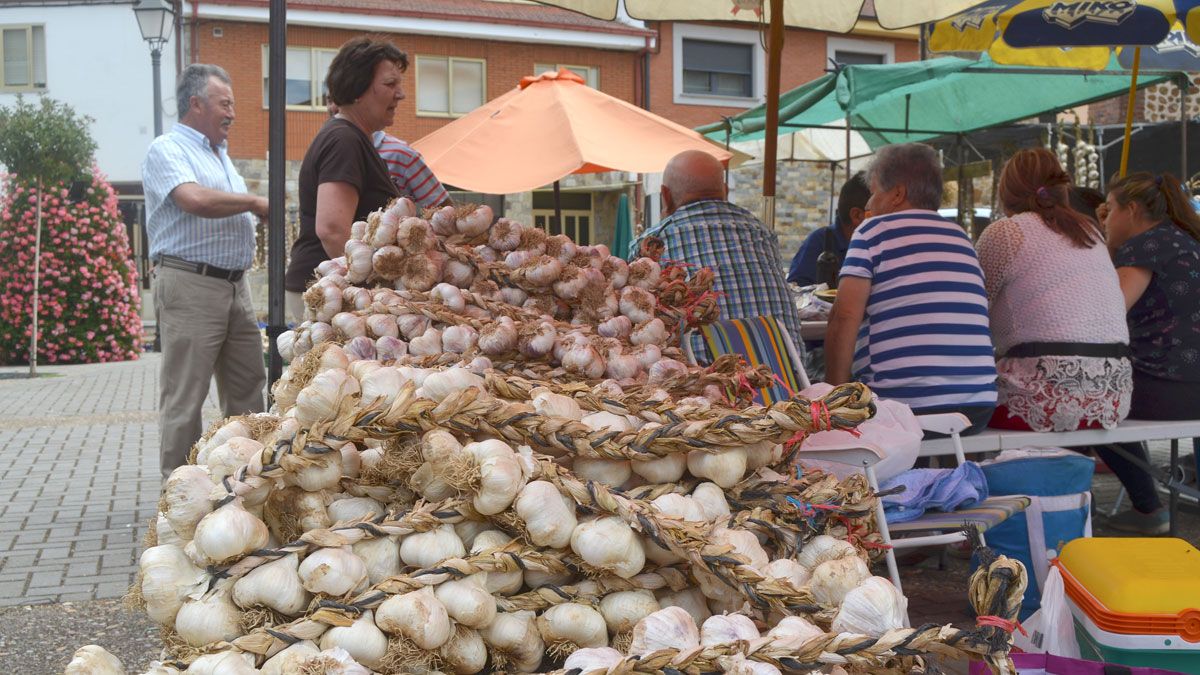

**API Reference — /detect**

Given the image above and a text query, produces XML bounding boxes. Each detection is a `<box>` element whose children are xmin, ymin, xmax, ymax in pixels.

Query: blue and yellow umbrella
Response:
<box><xmin>932</xmin><ymin>0</ymin><xmax>1200</xmax><ymax>175</ymax></box>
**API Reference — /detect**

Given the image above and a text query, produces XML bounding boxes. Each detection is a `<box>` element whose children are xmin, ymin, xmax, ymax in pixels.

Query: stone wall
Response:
<box><xmin>1143</xmin><ymin>77</ymin><xmax>1200</xmax><ymax>123</ymax></box>
<box><xmin>729</xmin><ymin>161</ymin><xmax>849</xmax><ymax>263</ymax></box>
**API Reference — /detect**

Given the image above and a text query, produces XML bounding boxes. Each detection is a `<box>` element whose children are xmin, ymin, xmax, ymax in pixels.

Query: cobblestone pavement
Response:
<box><xmin>0</xmin><ymin>354</ymin><xmax>219</xmax><ymax>608</ymax></box>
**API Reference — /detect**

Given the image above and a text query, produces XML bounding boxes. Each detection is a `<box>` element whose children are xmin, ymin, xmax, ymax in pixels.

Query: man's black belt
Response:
<box><xmin>1004</xmin><ymin>341</ymin><xmax>1131</xmax><ymax>359</ymax></box>
<box><xmin>157</xmin><ymin>255</ymin><xmax>245</xmax><ymax>282</ymax></box>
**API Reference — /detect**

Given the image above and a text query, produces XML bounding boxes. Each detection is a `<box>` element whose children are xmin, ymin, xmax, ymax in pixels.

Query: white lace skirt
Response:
<box><xmin>995</xmin><ymin>355</ymin><xmax>1133</xmax><ymax>431</ymax></box>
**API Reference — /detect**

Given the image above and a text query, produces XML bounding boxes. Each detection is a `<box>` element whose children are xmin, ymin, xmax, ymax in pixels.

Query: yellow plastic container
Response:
<box><xmin>1057</xmin><ymin>538</ymin><xmax>1200</xmax><ymax>615</ymax></box>
<box><xmin>1055</xmin><ymin>537</ymin><xmax>1200</xmax><ymax>643</ymax></box>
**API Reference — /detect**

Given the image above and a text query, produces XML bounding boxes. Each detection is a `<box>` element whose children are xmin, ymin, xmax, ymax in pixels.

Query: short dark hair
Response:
<box><xmin>1068</xmin><ymin>186</ymin><xmax>1104</xmax><ymax>222</ymax></box>
<box><xmin>325</xmin><ymin>36</ymin><xmax>408</xmax><ymax>106</ymax></box>
<box><xmin>836</xmin><ymin>171</ymin><xmax>870</xmax><ymax>227</ymax></box>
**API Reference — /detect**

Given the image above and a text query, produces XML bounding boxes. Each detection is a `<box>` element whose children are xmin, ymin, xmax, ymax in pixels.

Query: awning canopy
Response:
<box><xmin>699</xmin><ymin>55</ymin><xmax>1182</xmax><ymax>149</ymax></box>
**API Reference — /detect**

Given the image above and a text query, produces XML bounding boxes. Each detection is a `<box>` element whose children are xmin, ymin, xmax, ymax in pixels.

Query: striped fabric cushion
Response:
<box><xmin>887</xmin><ymin>495</ymin><xmax>1031</xmax><ymax>534</ymax></box>
<box><xmin>700</xmin><ymin>316</ymin><xmax>801</xmax><ymax>405</ymax></box>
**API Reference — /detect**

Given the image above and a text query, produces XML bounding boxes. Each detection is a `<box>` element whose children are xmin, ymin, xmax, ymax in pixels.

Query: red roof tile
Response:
<box><xmin>208</xmin><ymin>0</ymin><xmax>655</xmax><ymax>37</ymax></box>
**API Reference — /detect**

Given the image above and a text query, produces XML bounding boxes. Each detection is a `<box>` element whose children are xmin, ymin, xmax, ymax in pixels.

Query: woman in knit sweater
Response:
<box><xmin>976</xmin><ymin>148</ymin><xmax>1132</xmax><ymax>432</ymax></box>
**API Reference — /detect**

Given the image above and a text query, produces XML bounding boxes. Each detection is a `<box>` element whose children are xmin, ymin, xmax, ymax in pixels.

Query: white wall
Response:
<box><xmin>0</xmin><ymin>4</ymin><xmax>178</xmax><ymax>184</ymax></box>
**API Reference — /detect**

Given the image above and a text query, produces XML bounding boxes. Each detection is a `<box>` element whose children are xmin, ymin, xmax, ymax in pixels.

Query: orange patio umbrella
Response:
<box><xmin>412</xmin><ymin>69</ymin><xmax>736</xmax><ymax>195</ymax></box>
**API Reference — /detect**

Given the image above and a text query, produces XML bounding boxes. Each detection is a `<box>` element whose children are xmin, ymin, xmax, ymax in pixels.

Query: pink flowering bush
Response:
<box><xmin>0</xmin><ymin>169</ymin><xmax>143</xmax><ymax>364</ymax></box>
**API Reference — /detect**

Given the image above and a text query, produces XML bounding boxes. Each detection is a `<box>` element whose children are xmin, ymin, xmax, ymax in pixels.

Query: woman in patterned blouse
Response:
<box><xmin>1098</xmin><ymin>171</ymin><xmax>1200</xmax><ymax>534</ymax></box>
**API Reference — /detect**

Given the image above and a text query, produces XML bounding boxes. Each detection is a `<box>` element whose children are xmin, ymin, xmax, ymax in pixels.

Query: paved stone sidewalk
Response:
<box><xmin>0</xmin><ymin>354</ymin><xmax>220</xmax><ymax>607</ymax></box>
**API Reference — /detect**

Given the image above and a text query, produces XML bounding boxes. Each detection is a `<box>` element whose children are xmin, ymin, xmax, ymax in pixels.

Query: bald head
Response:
<box><xmin>661</xmin><ymin>150</ymin><xmax>727</xmax><ymax>216</ymax></box>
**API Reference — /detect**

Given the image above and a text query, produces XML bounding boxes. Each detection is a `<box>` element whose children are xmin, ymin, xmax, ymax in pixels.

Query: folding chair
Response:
<box><xmin>681</xmin><ymin>316</ymin><xmax>810</xmax><ymax>405</ymax></box>
<box><xmin>800</xmin><ymin>413</ymin><xmax>1030</xmax><ymax>594</ymax></box>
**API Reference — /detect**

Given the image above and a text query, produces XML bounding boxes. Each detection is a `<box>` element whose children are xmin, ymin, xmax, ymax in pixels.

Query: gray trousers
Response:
<box><xmin>154</xmin><ymin>267</ymin><xmax>266</xmax><ymax>479</ymax></box>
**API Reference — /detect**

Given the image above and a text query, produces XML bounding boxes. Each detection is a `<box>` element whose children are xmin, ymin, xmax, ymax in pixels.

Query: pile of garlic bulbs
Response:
<box><xmin>277</xmin><ymin>198</ymin><xmax>722</xmax><ymax>393</ymax></box>
<box><xmin>84</xmin><ymin>202</ymin><xmax>1020</xmax><ymax>674</ymax></box>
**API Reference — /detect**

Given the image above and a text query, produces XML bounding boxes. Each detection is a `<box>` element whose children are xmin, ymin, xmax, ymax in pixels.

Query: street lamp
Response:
<box><xmin>133</xmin><ymin>0</ymin><xmax>175</xmax><ymax>137</ymax></box>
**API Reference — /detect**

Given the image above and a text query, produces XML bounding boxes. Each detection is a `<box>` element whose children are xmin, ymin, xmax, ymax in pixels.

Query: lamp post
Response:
<box><xmin>133</xmin><ymin>0</ymin><xmax>175</xmax><ymax>137</ymax></box>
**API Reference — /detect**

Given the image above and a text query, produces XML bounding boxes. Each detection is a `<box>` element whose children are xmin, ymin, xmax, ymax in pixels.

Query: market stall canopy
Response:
<box><xmin>531</xmin><ymin>0</ymin><xmax>986</xmax><ymax>33</ymax></box>
<box><xmin>728</xmin><ymin>122</ymin><xmax>874</xmax><ymax>165</ymax></box>
<box><xmin>697</xmin><ymin>55</ymin><xmax>1180</xmax><ymax>148</ymax></box>
<box><xmin>412</xmin><ymin>69</ymin><xmax>739</xmax><ymax>194</ymax></box>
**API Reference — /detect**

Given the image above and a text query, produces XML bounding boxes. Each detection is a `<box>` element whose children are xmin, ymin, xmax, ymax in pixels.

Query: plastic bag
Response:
<box><xmin>1013</xmin><ymin>565</ymin><xmax>1080</xmax><ymax>658</ymax></box>
<box><xmin>797</xmin><ymin>384</ymin><xmax>921</xmax><ymax>482</ymax></box>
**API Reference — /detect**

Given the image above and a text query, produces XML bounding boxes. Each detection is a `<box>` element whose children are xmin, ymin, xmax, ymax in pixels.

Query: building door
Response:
<box><xmin>532</xmin><ymin>191</ymin><xmax>593</xmax><ymax>245</ymax></box>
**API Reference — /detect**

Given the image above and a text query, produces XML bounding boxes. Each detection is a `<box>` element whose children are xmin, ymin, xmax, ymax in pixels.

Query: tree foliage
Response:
<box><xmin>0</xmin><ymin>95</ymin><xmax>97</xmax><ymax>186</ymax></box>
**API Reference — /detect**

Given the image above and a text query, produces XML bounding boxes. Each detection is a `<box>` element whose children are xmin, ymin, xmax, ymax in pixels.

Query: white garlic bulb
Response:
<box><xmin>153</xmin><ymin>513</ymin><xmax>182</xmax><ymax>548</ymax></box>
<box><xmin>744</xmin><ymin>441</ymin><xmax>780</xmax><ymax>470</ymax></box>
<box><xmin>320</xmin><ymin>610</ymin><xmax>389</xmax><ymax>670</ymax></box>
<box><xmin>264</xmin><ymin>486</ymin><xmax>330</xmax><ymax>543</ymax></box>
<box><xmin>764</xmin><ymin>558</ymin><xmax>811</xmax><ymax>589</ymax></box>
<box><xmin>482</xmin><ymin>610</ymin><xmax>544</xmax><ymax>673</ymax></box>
<box><xmin>766</xmin><ymin>615</ymin><xmax>824</xmax><ymax>649</ymax></box>
<box><xmin>724</xmin><ymin>656</ymin><xmax>783</xmax><ymax>675</ymax></box>
<box><xmin>687</xmin><ymin>448</ymin><xmax>748</xmax><ymax>488</ymax></box>
<box><xmin>656</xmin><ymin>587</ymin><xmax>711</xmax><ymax>625</ymax></box>
<box><xmin>712</xmin><ymin>527</ymin><xmax>769</xmax><ymax>573</ymax></box>
<box><xmin>295</xmin><ymin>368</ymin><xmax>360</xmax><ymax>426</ymax></box>
<box><xmin>353</xmin><ymin>535</ymin><xmax>402</xmax><ymax>585</ymax></box>
<box><xmin>65</xmin><ymin>645</ymin><xmax>124</xmax><ymax>675</ymax></box>
<box><xmin>359</xmin><ymin>367</ymin><xmax>403</xmax><ymax>409</ymax></box>
<box><xmin>286</xmin><ymin>448</ymin><xmax>344</xmax><ymax>492</ymax></box>
<box><xmin>564</xmin><ymin>647</ymin><xmax>625</xmax><ymax>673</ymax></box>
<box><xmin>701</xmin><ymin>614</ymin><xmax>760</xmax><ymax>645</ymax></box>
<box><xmin>205</xmin><ymin>437</ymin><xmax>264</xmax><ymax>482</ymax></box>
<box><xmin>185</xmin><ymin>650</ymin><xmax>259</xmax><ymax>675</ymax></box>
<box><xmin>651</xmin><ymin>493</ymin><xmax>708</xmax><ymax>522</ymax></box>
<box><xmin>453</xmin><ymin>518</ymin><xmax>492</xmax><ymax>550</ymax></box>
<box><xmin>515</xmin><ymin>480</ymin><xmax>576</xmax><ymax>549</ymax></box>
<box><xmin>299</xmin><ymin>546</ymin><xmax>369</xmax><ymax>597</ymax></box>
<box><xmin>327</xmin><ymin>496</ymin><xmax>384</xmax><ymax>524</ymax></box>
<box><xmin>571</xmin><ymin>516</ymin><xmax>645</xmax><ymax>579</ymax></box>
<box><xmin>531</xmin><ymin>389</ymin><xmax>583</xmax><ymax>420</ymax></box>
<box><xmin>233</xmin><ymin>552</ymin><xmax>310</xmax><ymax>616</ymax></box>
<box><xmin>599</xmin><ymin>590</ymin><xmax>660</xmax><ymax>634</ymax></box>
<box><xmin>174</xmin><ymin>586</ymin><xmax>242</xmax><ymax>647</ymax></box>
<box><xmin>260</xmin><ymin>640</ymin><xmax>320</xmax><ymax>675</ymax></box>
<box><xmin>191</xmin><ymin>498</ymin><xmax>269</xmax><ymax>565</ymax></box>
<box><xmin>162</xmin><ymin>464</ymin><xmax>214</xmax><ymax>540</ymax></box>
<box><xmin>831</xmin><ymin>576</ymin><xmax>908</xmax><ymax>636</ymax></box>
<box><xmin>435</xmin><ymin>575</ymin><xmax>497</xmax><ymax>629</ymax></box>
<box><xmin>440</xmin><ymin>627</ymin><xmax>489</xmax><ymax>675</ymax></box>
<box><xmin>419</xmin><ymin>368</ymin><xmax>486</xmax><ymax>402</ymax></box>
<box><xmin>411</xmin><ymin>462</ymin><xmax>456</xmax><ymax>501</ymax></box>
<box><xmin>470</xmin><ymin>530</ymin><xmax>523</xmax><ymax>595</ymax></box>
<box><xmin>537</xmin><ymin>603</ymin><xmax>608</xmax><ymax>649</ymax></box>
<box><xmin>196</xmin><ymin>419</ymin><xmax>252</xmax><ymax>464</ymax></box>
<box><xmin>140</xmin><ymin>544</ymin><xmax>207</xmax><ymax>628</ymax></box>
<box><xmin>796</xmin><ymin>534</ymin><xmax>858</xmax><ymax>570</ymax></box>
<box><xmin>631</xmin><ymin>452</ymin><xmax>687</xmax><ymax>484</ymax></box>
<box><xmin>810</xmin><ymin>556</ymin><xmax>871</xmax><ymax>606</ymax></box>
<box><xmin>376</xmin><ymin>587</ymin><xmax>452</xmax><ymax>650</ymax></box>
<box><xmin>691</xmin><ymin>482</ymin><xmax>732</xmax><ymax>521</ymax></box>
<box><xmin>629</xmin><ymin>606</ymin><xmax>699</xmax><ymax>655</ymax></box>
<box><xmin>572</xmin><ymin>458</ymin><xmax>632</xmax><ymax>488</ymax></box>
<box><xmin>400</xmin><ymin>524</ymin><xmax>465</xmax><ymax>569</ymax></box>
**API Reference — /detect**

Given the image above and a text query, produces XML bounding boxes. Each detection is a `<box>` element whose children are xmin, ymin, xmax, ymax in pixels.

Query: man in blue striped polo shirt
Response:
<box><xmin>825</xmin><ymin>143</ymin><xmax>997</xmax><ymax>435</ymax></box>
<box><xmin>142</xmin><ymin>64</ymin><xmax>268</xmax><ymax>479</ymax></box>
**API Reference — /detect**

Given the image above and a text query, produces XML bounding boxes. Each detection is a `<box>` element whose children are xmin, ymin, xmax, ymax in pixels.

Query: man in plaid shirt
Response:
<box><xmin>629</xmin><ymin>150</ymin><xmax>805</xmax><ymax>362</ymax></box>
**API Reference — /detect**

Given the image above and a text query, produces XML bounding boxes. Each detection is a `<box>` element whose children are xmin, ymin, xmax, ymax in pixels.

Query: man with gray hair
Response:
<box><xmin>628</xmin><ymin>150</ymin><xmax>805</xmax><ymax>369</ymax></box>
<box><xmin>825</xmin><ymin>143</ymin><xmax>997</xmax><ymax>435</ymax></box>
<box><xmin>142</xmin><ymin>63</ymin><xmax>268</xmax><ymax>479</ymax></box>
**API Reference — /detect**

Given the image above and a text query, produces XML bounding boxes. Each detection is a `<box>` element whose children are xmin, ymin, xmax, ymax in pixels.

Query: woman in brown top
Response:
<box><xmin>285</xmin><ymin>37</ymin><xmax>406</xmax><ymax>320</ymax></box>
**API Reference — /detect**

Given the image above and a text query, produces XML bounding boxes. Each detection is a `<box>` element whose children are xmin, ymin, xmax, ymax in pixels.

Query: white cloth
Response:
<box><xmin>797</xmin><ymin>383</ymin><xmax>921</xmax><ymax>482</ymax></box>
<box><xmin>976</xmin><ymin>213</ymin><xmax>1132</xmax><ymax>430</ymax></box>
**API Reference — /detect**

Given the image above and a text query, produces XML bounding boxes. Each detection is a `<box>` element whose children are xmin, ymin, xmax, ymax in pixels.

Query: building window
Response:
<box><xmin>261</xmin><ymin>46</ymin><xmax>338</xmax><ymax>109</ymax></box>
<box><xmin>826</xmin><ymin>37</ymin><xmax>894</xmax><ymax>67</ymax></box>
<box><xmin>532</xmin><ymin>191</ymin><xmax>593</xmax><ymax>245</ymax></box>
<box><xmin>416</xmin><ymin>56</ymin><xmax>486</xmax><ymax>117</ymax></box>
<box><xmin>682</xmin><ymin>39</ymin><xmax>752</xmax><ymax>97</ymax></box>
<box><xmin>534</xmin><ymin>63</ymin><xmax>599</xmax><ymax>88</ymax></box>
<box><xmin>1</xmin><ymin>25</ymin><xmax>47</xmax><ymax>90</ymax></box>
<box><xmin>672</xmin><ymin>24</ymin><xmax>763</xmax><ymax>108</ymax></box>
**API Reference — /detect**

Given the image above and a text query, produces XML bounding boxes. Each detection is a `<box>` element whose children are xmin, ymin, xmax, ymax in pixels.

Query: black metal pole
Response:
<box><xmin>553</xmin><ymin>180</ymin><xmax>562</xmax><ymax>233</ymax></box>
<box><xmin>151</xmin><ymin>46</ymin><xmax>163</xmax><ymax>137</ymax></box>
<box><xmin>266</xmin><ymin>0</ymin><xmax>286</xmax><ymax>391</ymax></box>
<box><xmin>1180</xmin><ymin>74</ymin><xmax>1189</xmax><ymax>186</ymax></box>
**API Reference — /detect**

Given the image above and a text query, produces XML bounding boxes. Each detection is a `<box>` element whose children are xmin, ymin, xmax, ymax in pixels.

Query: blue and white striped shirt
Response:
<box><xmin>142</xmin><ymin>123</ymin><xmax>256</xmax><ymax>270</ymax></box>
<box><xmin>840</xmin><ymin>210</ymin><xmax>997</xmax><ymax>412</ymax></box>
